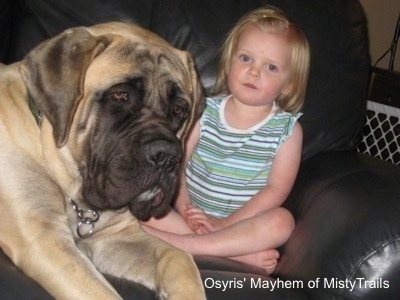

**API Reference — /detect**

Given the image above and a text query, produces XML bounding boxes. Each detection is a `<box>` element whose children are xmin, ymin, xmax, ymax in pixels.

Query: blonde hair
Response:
<box><xmin>214</xmin><ymin>6</ymin><xmax>310</xmax><ymax>114</ymax></box>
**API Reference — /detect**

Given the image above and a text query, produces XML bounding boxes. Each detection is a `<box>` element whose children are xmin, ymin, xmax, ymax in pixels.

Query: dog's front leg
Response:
<box><xmin>31</xmin><ymin>242</ymin><xmax>122</xmax><ymax>300</ymax></box>
<box><xmin>2</xmin><ymin>219</ymin><xmax>122</xmax><ymax>300</ymax></box>
<box><xmin>79</xmin><ymin>221</ymin><xmax>205</xmax><ymax>300</ymax></box>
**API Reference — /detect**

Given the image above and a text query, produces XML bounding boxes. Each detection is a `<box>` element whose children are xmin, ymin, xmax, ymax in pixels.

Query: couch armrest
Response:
<box><xmin>277</xmin><ymin>151</ymin><xmax>400</xmax><ymax>299</ymax></box>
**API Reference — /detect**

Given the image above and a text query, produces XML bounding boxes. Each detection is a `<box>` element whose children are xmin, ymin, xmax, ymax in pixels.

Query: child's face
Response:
<box><xmin>228</xmin><ymin>24</ymin><xmax>292</xmax><ymax>107</ymax></box>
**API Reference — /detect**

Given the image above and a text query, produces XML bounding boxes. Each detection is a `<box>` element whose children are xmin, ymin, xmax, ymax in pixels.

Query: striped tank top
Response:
<box><xmin>185</xmin><ymin>96</ymin><xmax>302</xmax><ymax>218</ymax></box>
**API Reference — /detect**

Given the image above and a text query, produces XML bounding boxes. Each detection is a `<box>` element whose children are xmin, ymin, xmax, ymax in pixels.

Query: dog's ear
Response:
<box><xmin>173</xmin><ymin>51</ymin><xmax>205</xmax><ymax>143</ymax></box>
<box><xmin>184</xmin><ymin>51</ymin><xmax>206</xmax><ymax>124</ymax></box>
<box><xmin>20</xmin><ymin>27</ymin><xmax>109</xmax><ymax>147</ymax></box>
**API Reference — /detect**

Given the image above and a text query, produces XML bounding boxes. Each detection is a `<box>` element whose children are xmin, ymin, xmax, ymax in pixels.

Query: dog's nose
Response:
<box><xmin>144</xmin><ymin>139</ymin><xmax>182</xmax><ymax>170</ymax></box>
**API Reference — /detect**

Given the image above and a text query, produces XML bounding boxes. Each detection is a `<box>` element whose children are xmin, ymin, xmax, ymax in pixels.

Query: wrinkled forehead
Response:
<box><xmin>117</xmin><ymin>42</ymin><xmax>187</xmax><ymax>80</ymax></box>
<box><xmin>86</xmin><ymin>42</ymin><xmax>187</xmax><ymax>89</ymax></box>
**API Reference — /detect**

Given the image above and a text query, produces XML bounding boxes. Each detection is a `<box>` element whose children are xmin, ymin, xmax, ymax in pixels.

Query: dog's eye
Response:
<box><xmin>172</xmin><ymin>105</ymin><xmax>183</xmax><ymax>115</ymax></box>
<box><xmin>111</xmin><ymin>92</ymin><xmax>128</xmax><ymax>102</ymax></box>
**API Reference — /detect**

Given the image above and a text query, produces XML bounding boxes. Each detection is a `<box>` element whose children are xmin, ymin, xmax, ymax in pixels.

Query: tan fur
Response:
<box><xmin>0</xmin><ymin>23</ymin><xmax>205</xmax><ymax>300</ymax></box>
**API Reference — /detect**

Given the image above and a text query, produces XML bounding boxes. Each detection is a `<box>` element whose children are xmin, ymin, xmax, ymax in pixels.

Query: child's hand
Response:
<box><xmin>184</xmin><ymin>214</ymin><xmax>206</xmax><ymax>234</ymax></box>
<box><xmin>184</xmin><ymin>204</ymin><xmax>226</xmax><ymax>233</ymax></box>
<box><xmin>181</xmin><ymin>204</ymin><xmax>207</xmax><ymax>233</ymax></box>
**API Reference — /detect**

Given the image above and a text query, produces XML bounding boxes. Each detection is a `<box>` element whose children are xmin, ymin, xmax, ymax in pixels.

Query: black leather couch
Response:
<box><xmin>1</xmin><ymin>0</ymin><xmax>399</xmax><ymax>299</ymax></box>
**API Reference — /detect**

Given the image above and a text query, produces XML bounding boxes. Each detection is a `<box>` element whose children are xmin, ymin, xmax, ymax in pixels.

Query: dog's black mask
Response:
<box><xmin>81</xmin><ymin>78</ymin><xmax>191</xmax><ymax>220</ymax></box>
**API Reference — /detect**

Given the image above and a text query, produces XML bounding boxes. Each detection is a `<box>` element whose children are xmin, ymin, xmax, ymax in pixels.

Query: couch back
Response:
<box><xmin>2</xmin><ymin>0</ymin><xmax>370</xmax><ymax>160</ymax></box>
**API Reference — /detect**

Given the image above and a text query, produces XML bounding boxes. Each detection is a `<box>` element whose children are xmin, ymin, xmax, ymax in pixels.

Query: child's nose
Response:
<box><xmin>248</xmin><ymin>65</ymin><xmax>260</xmax><ymax>77</ymax></box>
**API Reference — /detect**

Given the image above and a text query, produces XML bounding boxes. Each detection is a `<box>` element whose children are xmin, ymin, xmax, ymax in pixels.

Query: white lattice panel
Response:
<box><xmin>357</xmin><ymin>101</ymin><xmax>400</xmax><ymax>165</ymax></box>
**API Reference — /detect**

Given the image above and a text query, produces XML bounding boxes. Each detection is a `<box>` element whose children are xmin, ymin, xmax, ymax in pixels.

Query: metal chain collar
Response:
<box><xmin>68</xmin><ymin>198</ymin><xmax>100</xmax><ymax>238</ymax></box>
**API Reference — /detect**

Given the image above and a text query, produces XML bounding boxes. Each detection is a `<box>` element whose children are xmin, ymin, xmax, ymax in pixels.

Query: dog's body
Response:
<box><xmin>0</xmin><ymin>22</ymin><xmax>205</xmax><ymax>299</ymax></box>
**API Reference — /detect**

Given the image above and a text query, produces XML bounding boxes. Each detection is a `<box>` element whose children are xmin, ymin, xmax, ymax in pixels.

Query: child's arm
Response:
<box><xmin>173</xmin><ymin>121</ymin><xmax>201</xmax><ymax>216</ymax></box>
<box><xmin>140</xmin><ymin>121</ymin><xmax>201</xmax><ymax>234</ymax></box>
<box><xmin>186</xmin><ymin>122</ymin><xmax>303</xmax><ymax>231</ymax></box>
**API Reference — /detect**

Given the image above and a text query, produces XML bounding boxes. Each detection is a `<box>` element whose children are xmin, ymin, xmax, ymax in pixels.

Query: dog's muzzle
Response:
<box><xmin>143</xmin><ymin>139</ymin><xmax>181</xmax><ymax>172</ymax></box>
<box><xmin>82</xmin><ymin>128</ymin><xmax>184</xmax><ymax>220</ymax></box>
<box><xmin>127</xmin><ymin>137</ymin><xmax>183</xmax><ymax>219</ymax></box>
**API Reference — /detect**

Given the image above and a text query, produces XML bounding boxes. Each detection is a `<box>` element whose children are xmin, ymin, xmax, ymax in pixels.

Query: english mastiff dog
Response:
<box><xmin>0</xmin><ymin>22</ymin><xmax>205</xmax><ymax>299</ymax></box>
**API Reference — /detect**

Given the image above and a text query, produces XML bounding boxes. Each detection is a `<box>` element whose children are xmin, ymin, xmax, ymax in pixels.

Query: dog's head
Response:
<box><xmin>19</xmin><ymin>22</ymin><xmax>205</xmax><ymax>220</ymax></box>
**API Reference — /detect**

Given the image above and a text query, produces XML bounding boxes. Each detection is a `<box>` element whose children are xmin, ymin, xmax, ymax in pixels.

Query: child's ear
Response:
<box><xmin>282</xmin><ymin>83</ymin><xmax>293</xmax><ymax>96</ymax></box>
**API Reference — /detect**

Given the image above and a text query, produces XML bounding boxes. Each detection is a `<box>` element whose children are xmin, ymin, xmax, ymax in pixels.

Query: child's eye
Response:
<box><xmin>265</xmin><ymin>64</ymin><xmax>278</xmax><ymax>72</ymax></box>
<box><xmin>239</xmin><ymin>54</ymin><xmax>251</xmax><ymax>63</ymax></box>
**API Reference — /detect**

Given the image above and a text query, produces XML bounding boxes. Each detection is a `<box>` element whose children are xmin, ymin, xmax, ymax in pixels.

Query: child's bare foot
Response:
<box><xmin>230</xmin><ymin>249</ymin><xmax>280</xmax><ymax>274</ymax></box>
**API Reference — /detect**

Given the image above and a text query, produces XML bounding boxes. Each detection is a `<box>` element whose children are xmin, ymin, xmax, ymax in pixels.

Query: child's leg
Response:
<box><xmin>142</xmin><ymin>207</ymin><xmax>294</xmax><ymax>272</ymax></box>
<box><xmin>141</xmin><ymin>208</ymin><xmax>194</xmax><ymax>234</ymax></box>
